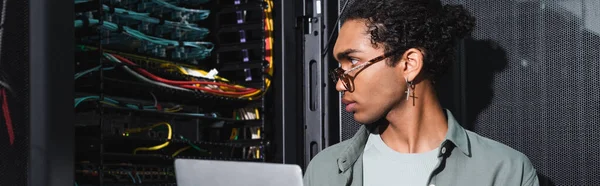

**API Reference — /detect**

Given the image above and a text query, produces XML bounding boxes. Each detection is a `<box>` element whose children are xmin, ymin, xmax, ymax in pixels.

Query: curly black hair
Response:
<box><xmin>341</xmin><ymin>0</ymin><xmax>476</xmax><ymax>80</ymax></box>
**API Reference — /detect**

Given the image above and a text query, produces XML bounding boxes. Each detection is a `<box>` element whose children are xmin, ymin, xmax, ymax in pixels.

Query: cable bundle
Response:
<box><xmin>263</xmin><ymin>0</ymin><xmax>274</xmax><ymax>92</ymax></box>
<box><xmin>103</xmin><ymin>53</ymin><xmax>263</xmax><ymax>99</ymax></box>
<box><xmin>79</xmin><ymin>46</ymin><xmax>230</xmax><ymax>82</ymax></box>
<box><xmin>75</xmin><ymin>19</ymin><xmax>214</xmax><ymax>60</ymax></box>
<box><xmin>102</xmin><ymin>5</ymin><xmax>210</xmax><ymax>40</ymax></box>
<box><xmin>150</xmin><ymin>0</ymin><xmax>210</xmax><ymax>20</ymax></box>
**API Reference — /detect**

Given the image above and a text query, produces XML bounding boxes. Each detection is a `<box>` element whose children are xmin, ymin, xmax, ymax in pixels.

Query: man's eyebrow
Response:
<box><xmin>335</xmin><ymin>49</ymin><xmax>361</xmax><ymax>61</ymax></box>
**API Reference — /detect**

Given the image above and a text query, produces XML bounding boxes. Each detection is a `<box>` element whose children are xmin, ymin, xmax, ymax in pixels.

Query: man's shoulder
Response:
<box><xmin>466</xmin><ymin>130</ymin><xmax>529</xmax><ymax>161</ymax></box>
<box><xmin>465</xmin><ymin>130</ymin><xmax>538</xmax><ymax>185</ymax></box>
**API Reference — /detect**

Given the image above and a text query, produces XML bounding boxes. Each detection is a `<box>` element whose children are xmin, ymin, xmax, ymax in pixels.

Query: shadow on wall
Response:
<box><xmin>461</xmin><ymin>33</ymin><xmax>561</xmax><ymax>186</ymax></box>
<box><xmin>462</xmin><ymin>39</ymin><xmax>507</xmax><ymax>130</ymax></box>
<box><xmin>456</xmin><ymin>0</ymin><xmax>600</xmax><ymax>185</ymax></box>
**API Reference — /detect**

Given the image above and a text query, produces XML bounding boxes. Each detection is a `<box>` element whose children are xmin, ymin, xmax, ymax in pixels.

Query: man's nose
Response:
<box><xmin>335</xmin><ymin>79</ymin><xmax>347</xmax><ymax>92</ymax></box>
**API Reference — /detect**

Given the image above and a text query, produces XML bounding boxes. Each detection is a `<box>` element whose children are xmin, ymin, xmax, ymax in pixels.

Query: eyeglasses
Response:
<box><xmin>329</xmin><ymin>51</ymin><xmax>395</xmax><ymax>92</ymax></box>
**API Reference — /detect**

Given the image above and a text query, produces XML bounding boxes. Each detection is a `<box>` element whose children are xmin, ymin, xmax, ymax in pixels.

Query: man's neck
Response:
<box><xmin>378</xmin><ymin>81</ymin><xmax>448</xmax><ymax>154</ymax></box>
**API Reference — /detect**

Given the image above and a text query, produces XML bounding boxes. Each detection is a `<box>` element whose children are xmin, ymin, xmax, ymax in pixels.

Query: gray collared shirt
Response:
<box><xmin>303</xmin><ymin>110</ymin><xmax>539</xmax><ymax>186</ymax></box>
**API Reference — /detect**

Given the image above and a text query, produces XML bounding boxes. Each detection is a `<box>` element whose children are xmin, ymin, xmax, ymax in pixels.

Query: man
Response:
<box><xmin>303</xmin><ymin>0</ymin><xmax>539</xmax><ymax>186</ymax></box>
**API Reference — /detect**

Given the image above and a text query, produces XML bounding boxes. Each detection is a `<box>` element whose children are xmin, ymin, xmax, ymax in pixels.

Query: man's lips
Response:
<box><xmin>345</xmin><ymin>102</ymin><xmax>356</xmax><ymax>112</ymax></box>
<box><xmin>342</xmin><ymin>99</ymin><xmax>356</xmax><ymax>112</ymax></box>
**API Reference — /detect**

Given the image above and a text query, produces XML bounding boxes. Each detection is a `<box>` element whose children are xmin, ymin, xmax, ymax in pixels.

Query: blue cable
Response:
<box><xmin>74</xmin><ymin>96</ymin><xmax>157</xmax><ymax>110</ymax></box>
<box><xmin>151</xmin><ymin>0</ymin><xmax>210</xmax><ymax>20</ymax></box>
<box><xmin>74</xmin><ymin>19</ymin><xmax>214</xmax><ymax>59</ymax></box>
<box><xmin>136</xmin><ymin>172</ymin><xmax>143</xmax><ymax>184</ymax></box>
<box><xmin>74</xmin><ymin>96</ymin><xmax>101</xmax><ymax>107</ymax></box>
<box><xmin>75</xmin><ymin>65</ymin><xmax>115</xmax><ymax>80</ymax></box>
<box><xmin>74</xmin><ymin>96</ymin><xmax>221</xmax><ymax>118</ymax></box>
<box><xmin>102</xmin><ymin>4</ymin><xmax>210</xmax><ymax>38</ymax></box>
<box><xmin>126</xmin><ymin>171</ymin><xmax>136</xmax><ymax>184</ymax></box>
<box><xmin>74</xmin><ymin>0</ymin><xmax>91</xmax><ymax>4</ymax></box>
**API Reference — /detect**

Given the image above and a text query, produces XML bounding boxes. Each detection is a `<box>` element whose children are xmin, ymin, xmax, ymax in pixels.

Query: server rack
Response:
<box><xmin>73</xmin><ymin>0</ymin><xmax>276</xmax><ymax>185</ymax></box>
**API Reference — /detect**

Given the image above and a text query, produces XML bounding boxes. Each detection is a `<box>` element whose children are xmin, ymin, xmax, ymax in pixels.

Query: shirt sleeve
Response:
<box><xmin>303</xmin><ymin>162</ymin><xmax>313</xmax><ymax>186</ymax></box>
<box><xmin>521</xmin><ymin>156</ymin><xmax>540</xmax><ymax>186</ymax></box>
<box><xmin>523</xmin><ymin>171</ymin><xmax>539</xmax><ymax>186</ymax></box>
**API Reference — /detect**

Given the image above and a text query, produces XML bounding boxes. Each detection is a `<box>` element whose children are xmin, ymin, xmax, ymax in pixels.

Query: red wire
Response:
<box><xmin>111</xmin><ymin>54</ymin><xmax>259</xmax><ymax>96</ymax></box>
<box><xmin>113</xmin><ymin>55</ymin><xmax>248</xmax><ymax>88</ymax></box>
<box><xmin>2</xmin><ymin>88</ymin><xmax>14</xmax><ymax>145</ymax></box>
<box><xmin>110</xmin><ymin>55</ymin><xmax>240</xmax><ymax>88</ymax></box>
<box><xmin>178</xmin><ymin>85</ymin><xmax>256</xmax><ymax>95</ymax></box>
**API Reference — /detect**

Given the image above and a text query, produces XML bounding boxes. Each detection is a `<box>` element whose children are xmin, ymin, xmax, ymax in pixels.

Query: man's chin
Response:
<box><xmin>353</xmin><ymin>112</ymin><xmax>387</xmax><ymax>126</ymax></box>
<box><xmin>353</xmin><ymin>112</ymin><xmax>378</xmax><ymax>125</ymax></box>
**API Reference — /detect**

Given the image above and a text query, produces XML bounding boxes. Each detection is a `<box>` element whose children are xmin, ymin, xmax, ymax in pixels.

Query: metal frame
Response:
<box><xmin>29</xmin><ymin>0</ymin><xmax>74</xmax><ymax>185</ymax></box>
<box><xmin>300</xmin><ymin>0</ymin><xmax>328</xmax><ymax>168</ymax></box>
<box><xmin>273</xmin><ymin>0</ymin><xmax>304</xmax><ymax>166</ymax></box>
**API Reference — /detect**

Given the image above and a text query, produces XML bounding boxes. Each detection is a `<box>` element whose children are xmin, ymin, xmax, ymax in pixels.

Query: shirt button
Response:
<box><xmin>441</xmin><ymin>147</ymin><xmax>446</xmax><ymax>154</ymax></box>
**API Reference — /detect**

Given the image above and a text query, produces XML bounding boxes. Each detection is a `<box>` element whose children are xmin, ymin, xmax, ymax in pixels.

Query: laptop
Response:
<box><xmin>174</xmin><ymin>159</ymin><xmax>303</xmax><ymax>186</ymax></box>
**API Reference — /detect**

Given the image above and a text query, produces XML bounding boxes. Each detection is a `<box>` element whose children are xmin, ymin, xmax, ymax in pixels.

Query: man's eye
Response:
<box><xmin>350</xmin><ymin>58</ymin><xmax>360</xmax><ymax>65</ymax></box>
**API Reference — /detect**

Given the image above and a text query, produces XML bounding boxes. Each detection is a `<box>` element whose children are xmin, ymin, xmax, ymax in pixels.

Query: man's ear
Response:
<box><xmin>399</xmin><ymin>48</ymin><xmax>424</xmax><ymax>81</ymax></box>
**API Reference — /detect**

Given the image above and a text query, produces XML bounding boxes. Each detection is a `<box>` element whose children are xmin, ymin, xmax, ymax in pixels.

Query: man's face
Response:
<box><xmin>333</xmin><ymin>19</ymin><xmax>406</xmax><ymax>124</ymax></box>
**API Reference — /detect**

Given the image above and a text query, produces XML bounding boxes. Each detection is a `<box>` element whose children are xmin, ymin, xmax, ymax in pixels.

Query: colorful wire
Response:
<box><xmin>124</xmin><ymin>122</ymin><xmax>173</xmax><ymax>154</ymax></box>
<box><xmin>171</xmin><ymin>146</ymin><xmax>191</xmax><ymax>157</ymax></box>
<box><xmin>1</xmin><ymin>88</ymin><xmax>13</xmax><ymax>145</ymax></box>
<box><xmin>109</xmin><ymin>54</ymin><xmax>260</xmax><ymax>97</ymax></box>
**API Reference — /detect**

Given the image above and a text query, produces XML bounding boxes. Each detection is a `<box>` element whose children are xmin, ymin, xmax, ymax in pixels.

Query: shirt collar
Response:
<box><xmin>443</xmin><ymin>109</ymin><xmax>471</xmax><ymax>156</ymax></box>
<box><xmin>336</xmin><ymin>109</ymin><xmax>471</xmax><ymax>172</ymax></box>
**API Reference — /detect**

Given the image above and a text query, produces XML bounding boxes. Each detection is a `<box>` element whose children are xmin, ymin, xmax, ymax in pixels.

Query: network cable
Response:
<box><xmin>78</xmin><ymin>45</ymin><xmax>232</xmax><ymax>82</ymax></box>
<box><xmin>124</xmin><ymin>122</ymin><xmax>172</xmax><ymax>154</ymax></box>
<box><xmin>123</xmin><ymin>169</ymin><xmax>136</xmax><ymax>184</ymax></box>
<box><xmin>105</xmin><ymin>53</ymin><xmax>262</xmax><ymax>98</ymax></box>
<box><xmin>78</xmin><ymin>46</ymin><xmax>264</xmax><ymax>99</ymax></box>
<box><xmin>74</xmin><ymin>95</ymin><xmax>157</xmax><ymax>110</ymax></box>
<box><xmin>74</xmin><ymin>95</ymin><xmax>191</xmax><ymax>115</ymax></box>
<box><xmin>74</xmin><ymin>95</ymin><xmax>221</xmax><ymax>119</ymax></box>
<box><xmin>74</xmin><ymin>19</ymin><xmax>214</xmax><ymax>60</ymax></box>
<box><xmin>1</xmin><ymin>88</ymin><xmax>13</xmax><ymax>145</ymax></box>
<box><xmin>150</xmin><ymin>0</ymin><xmax>210</xmax><ymax>20</ymax></box>
<box><xmin>171</xmin><ymin>146</ymin><xmax>191</xmax><ymax>157</ymax></box>
<box><xmin>0</xmin><ymin>79</ymin><xmax>11</xmax><ymax>94</ymax></box>
<box><xmin>253</xmin><ymin>0</ymin><xmax>274</xmax><ymax>98</ymax></box>
<box><xmin>74</xmin><ymin>18</ymin><xmax>214</xmax><ymax>49</ymax></box>
<box><xmin>75</xmin><ymin>65</ymin><xmax>115</xmax><ymax>80</ymax></box>
<box><xmin>74</xmin><ymin>0</ymin><xmax>91</xmax><ymax>4</ymax></box>
<box><xmin>171</xmin><ymin>135</ymin><xmax>208</xmax><ymax>157</ymax></box>
<box><xmin>101</xmin><ymin>4</ymin><xmax>210</xmax><ymax>39</ymax></box>
<box><xmin>103</xmin><ymin>53</ymin><xmax>192</xmax><ymax>92</ymax></box>
<box><xmin>136</xmin><ymin>172</ymin><xmax>142</xmax><ymax>183</ymax></box>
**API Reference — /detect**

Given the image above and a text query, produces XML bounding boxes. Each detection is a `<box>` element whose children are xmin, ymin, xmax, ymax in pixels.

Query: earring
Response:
<box><xmin>404</xmin><ymin>77</ymin><xmax>410</xmax><ymax>101</ymax></box>
<box><xmin>405</xmin><ymin>77</ymin><xmax>417</xmax><ymax>106</ymax></box>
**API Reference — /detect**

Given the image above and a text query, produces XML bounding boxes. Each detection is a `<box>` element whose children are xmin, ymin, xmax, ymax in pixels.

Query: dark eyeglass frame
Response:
<box><xmin>330</xmin><ymin>51</ymin><xmax>396</xmax><ymax>92</ymax></box>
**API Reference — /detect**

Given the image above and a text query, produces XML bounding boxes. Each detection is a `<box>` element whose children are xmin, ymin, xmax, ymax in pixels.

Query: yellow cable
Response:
<box><xmin>175</xmin><ymin>66</ymin><xmax>189</xmax><ymax>75</ymax></box>
<box><xmin>241</xmin><ymin>0</ymin><xmax>274</xmax><ymax>99</ymax></box>
<box><xmin>229</xmin><ymin>128</ymin><xmax>238</xmax><ymax>140</ymax></box>
<box><xmin>171</xmin><ymin>146</ymin><xmax>191</xmax><ymax>157</ymax></box>
<box><xmin>124</xmin><ymin>122</ymin><xmax>173</xmax><ymax>154</ymax></box>
<box><xmin>254</xmin><ymin>108</ymin><xmax>260</xmax><ymax>120</ymax></box>
<box><xmin>164</xmin><ymin>107</ymin><xmax>183</xmax><ymax>113</ymax></box>
<box><xmin>241</xmin><ymin>89</ymin><xmax>262</xmax><ymax>98</ymax></box>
